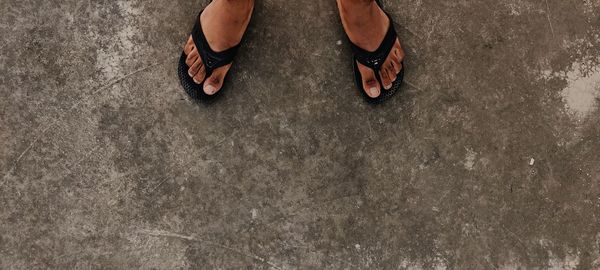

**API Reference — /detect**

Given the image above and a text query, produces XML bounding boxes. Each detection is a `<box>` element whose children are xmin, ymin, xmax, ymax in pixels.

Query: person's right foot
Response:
<box><xmin>183</xmin><ymin>0</ymin><xmax>254</xmax><ymax>95</ymax></box>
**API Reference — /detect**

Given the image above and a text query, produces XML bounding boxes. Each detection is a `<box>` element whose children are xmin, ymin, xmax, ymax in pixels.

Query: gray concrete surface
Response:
<box><xmin>1</xmin><ymin>0</ymin><xmax>600</xmax><ymax>269</ymax></box>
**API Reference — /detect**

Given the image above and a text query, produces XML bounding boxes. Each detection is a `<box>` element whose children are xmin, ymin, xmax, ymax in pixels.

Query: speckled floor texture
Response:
<box><xmin>1</xmin><ymin>0</ymin><xmax>600</xmax><ymax>269</ymax></box>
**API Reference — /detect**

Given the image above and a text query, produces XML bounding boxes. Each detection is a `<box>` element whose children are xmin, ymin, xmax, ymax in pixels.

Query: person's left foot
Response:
<box><xmin>337</xmin><ymin>0</ymin><xmax>405</xmax><ymax>98</ymax></box>
<box><xmin>183</xmin><ymin>0</ymin><xmax>254</xmax><ymax>95</ymax></box>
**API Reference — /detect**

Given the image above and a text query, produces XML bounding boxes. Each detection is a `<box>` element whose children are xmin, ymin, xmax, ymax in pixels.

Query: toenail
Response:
<box><xmin>204</xmin><ymin>84</ymin><xmax>217</xmax><ymax>95</ymax></box>
<box><xmin>384</xmin><ymin>84</ymin><xmax>392</xmax><ymax>90</ymax></box>
<box><xmin>188</xmin><ymin>70</ymin><xmax>194</xmax><ymax>78</ymax></box>
<box><xmin>369</xmin><ymin>87</ymin><xmax>379</xmax><ymax>97</ymax></box>
<box><xmin>193</xmin><ymin>77</ymin><xmax>201</xmax><ymax>84</ymax></box>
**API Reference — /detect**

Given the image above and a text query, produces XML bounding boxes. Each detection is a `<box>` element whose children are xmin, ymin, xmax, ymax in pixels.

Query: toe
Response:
<box><xmin>379</xmin><ymin>39</ymin><xmax>404</xmax><ymax>89</ymax></box>
<box><xmin>185</xmin><ymin>47</ymin><xmax>199</xmax><ymax>67</ymax></box>
<box><xmin>390</xmin><ymin>60</ymin><xmax>402</xmax><ymax>75</ymax></box>
<box><xmin>203</xmin><ymin>63</ymin><xmax>232</xmax><ymax>95</ymax></box>
<box><xmin>394</xmin><ymin>40</ymin><xmax>405</xmax><ymax>64</ymax></box>
<box><xmin>357</xmin><ymin>61</ymin><xmax>381</xmax><ymax>98</ymax></box>
<box><xmin>389</xmin><ymin>50</ymin><xmax>401</xmax><ymax>73</ymax></box>
<box><xmin>184</xmin><ymin>36</ymin><xmax>195</xmax><ymax>55</ymax></box>
<box><xmin>380</xmin><ymin>66</ymin><xmax>393</xmax><ymax>90</ymax></box>
<box><xmin>189</xmin><ymin>58</ymin><xmax>203</xmax><ymax>80</ymax></box>
<box><xmin>193</xmin><ymin>65</ymin><xmax>207</xmax><ymax>84</ymax></box>
<box><xmin>388</xmin><ymin>40</ymin><xmax>404</xmax><ymax>74</ymax></box>
<box><xmin>387</xmin><ymin>63</ymin><xmax>397</xmax><ymax>82</ymax></box>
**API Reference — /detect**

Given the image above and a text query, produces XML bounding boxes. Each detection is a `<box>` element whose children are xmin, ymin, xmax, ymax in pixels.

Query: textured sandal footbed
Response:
<box><xmin>350</xmin><ymin>0</ymin><xmax>405</xmax><ymax>104</ymax></box>
<box><xmin>178</xmin><ymin>9</ymin><xmax>241</xmax><ymax>101</ymax></box>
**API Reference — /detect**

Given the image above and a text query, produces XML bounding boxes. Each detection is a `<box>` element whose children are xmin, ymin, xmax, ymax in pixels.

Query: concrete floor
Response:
<box><xmin>1</xmin><ymin>0</ymin><xmax>600</xmax><ymax>269</ymax></box>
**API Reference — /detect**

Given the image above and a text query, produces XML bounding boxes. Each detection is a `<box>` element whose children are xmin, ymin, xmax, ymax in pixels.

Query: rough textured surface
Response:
<box><xmin>1</xmin><ymin>0</ymin><xmax>600</xmax><ymax>269</ymax></box>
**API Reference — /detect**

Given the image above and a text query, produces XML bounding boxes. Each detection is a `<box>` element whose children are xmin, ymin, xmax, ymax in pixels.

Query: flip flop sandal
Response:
<box><xmin>347</xmin><ymin>0</ymin><xmax>405</xmax><ymax>104</ymax></box>
<box><xmin>178</xmin><ymin>10</ymin><xmax>245</xmax><ymax>101</ymax></box>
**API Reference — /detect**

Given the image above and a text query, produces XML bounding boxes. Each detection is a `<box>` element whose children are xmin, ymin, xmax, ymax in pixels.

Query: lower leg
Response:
<box><xmin>336</xmin><ymin>0</ymin><xmax>388</xmax><ymax>51</ymax></box>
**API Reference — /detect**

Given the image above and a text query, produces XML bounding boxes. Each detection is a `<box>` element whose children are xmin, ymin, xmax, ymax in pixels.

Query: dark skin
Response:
<box><xmin>183</xmin><ymin>0</ymin><xmax>405</xmax><ymax>97</ymax></box>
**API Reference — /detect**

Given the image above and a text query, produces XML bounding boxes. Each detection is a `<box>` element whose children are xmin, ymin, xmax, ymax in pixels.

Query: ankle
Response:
<box><xmin>220</xmin><ymin>0</ymin><xmax>254</xmax><ymax>12</ymax></box>
<box><xmin>339</xmin><ymin>1</ymin><xmax>380</xmax><ymax>27</ymax></box>
<box><xmin>337</xmin><ymin>0</ymin><xmax>389</xmax><ymax>51</ymax></box>
<box><xmin>338</xmin><ymin>0</ymin><xmax>375</xmax><ymax>16</ymax></box>
<box><xmin>339</xmin><ymin>0</ymin><xmax>375</xmax><ymax>8</ymax></box>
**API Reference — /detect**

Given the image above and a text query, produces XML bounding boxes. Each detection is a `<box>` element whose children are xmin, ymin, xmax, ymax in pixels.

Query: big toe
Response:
<box><xmin>357</xmin><ymin>62</ymin><xmax>381</xmax><ymax>98</ymax></box>
<box><xmin>203</xmin><ymin>63</ymin><xmax>232</xmax><ymax>95</ymax></box>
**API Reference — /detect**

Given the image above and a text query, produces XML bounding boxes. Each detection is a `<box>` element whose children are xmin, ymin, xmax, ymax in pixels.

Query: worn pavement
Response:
<box><xmin>1</xmin><ymin>0</ymin><xmax>600</xmax><ymax>269</ymax></box>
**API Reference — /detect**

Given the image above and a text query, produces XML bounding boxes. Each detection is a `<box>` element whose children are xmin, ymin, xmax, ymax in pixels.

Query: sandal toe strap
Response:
<box><xmin>191</xmin><ymin>10</ymin><xmax>240</xmax><ymax>73</ymax></box>
<box><xmin>350</xmin><ymin>13</ymin><xmax>398</xmax><ymax>72</ymax></box>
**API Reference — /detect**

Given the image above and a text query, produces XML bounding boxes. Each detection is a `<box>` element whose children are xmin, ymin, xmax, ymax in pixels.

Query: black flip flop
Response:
<box><xmin>178</xmin><ymin>10</ymin><xmax>245</xmax><ymax>101</ymax></box>
<box><xmin>347</xmin><ymin>1</ymin><xmax>405</xmax><ymax>104</ymax></box>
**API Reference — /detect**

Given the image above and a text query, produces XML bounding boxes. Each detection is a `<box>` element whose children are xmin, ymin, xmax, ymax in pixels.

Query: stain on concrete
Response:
<box><xmin>464</xmin><ymin>148</ymin><xmax>477</xmax><ymax>171</ymax></box>
<box><xmin>557</xmin><ymin>60</ymin><xmax>600</xmax><ymax>120</ymax></box>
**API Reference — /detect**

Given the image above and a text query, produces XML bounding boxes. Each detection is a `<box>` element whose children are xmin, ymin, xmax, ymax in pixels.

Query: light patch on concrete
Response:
<box><xmin>504</xmin><ymin>0</ymin><xmax>536</xmax><ymax>16</ymax></box>
<box><xmin>499</xmin><ymin>253</ymin><xmax>520</xmax><ymax>270</ymax></box>
<box><xmin>96</xmin><ymin>24</ymin><xmax>138</xmax><ymax>79</ymax></box>
<box><xmin>584</xmin><ymin>1</ymin><xmax>600</xmax><ymax>15</ymax></box>
<box><xmin>399</xmin><ymin>259</ymin><xmax>447</xmax><ymax>270</ymax></box>
<box><xmin>126</xmin><ymin>231</ymin><xmax>189</xmax><ymax>269</ymax></box>
<box><xmin>500</xmin><ymin>250</ymin><xmax>582</xmax><ymax>270</ymax></box>
<box><xmin>95</xmin><ymin>1</ymin><xmax>142</xmax><ymax>80</ymax></box>
<box><xmin>560</xmin><ymin>61</ymin><xmax>600</xmax><ymax>119</ymax></box>
<box><xmin>464</xmin><ymin>149</ymin><xmax>476</xmax><ymax>171</ymax></box>
<box><xmin>399</xmin><ymin>260</ymin><xmax>422</xmax><ymax>270</ymax></box>
<box><xmin>547</xmin><ymin>252</ymin><xmax>580</xmax><ymax>270</ymax></box>
<box><xmin>541</xmin><ymin>57</ymin><xmax>600</xmax><ymax>120</ymax></box>
<box><xmin>117</xmin><ymin>1</ymin><xmax>143</xmax><ymax>16</ymax></box>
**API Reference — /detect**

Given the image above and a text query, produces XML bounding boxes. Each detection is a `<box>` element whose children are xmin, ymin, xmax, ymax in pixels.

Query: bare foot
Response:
<box><xmin>337</xmin><ymin>0</ymin><xmax>405</xmax><ymax>98</ymax></box>
<box><xmin>183</xmin><ymin>0</ymin><xmax>254</xmax><ymax>95</ymax></box>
